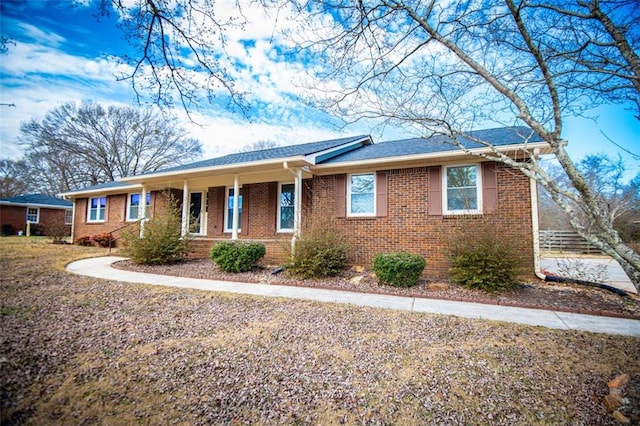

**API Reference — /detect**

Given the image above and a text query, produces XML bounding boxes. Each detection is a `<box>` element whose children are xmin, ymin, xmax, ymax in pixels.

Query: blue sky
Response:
<box><xmin>1</xmin><ymin>0</ymin><xmax>638</xmax><ymax>177</ymax></box>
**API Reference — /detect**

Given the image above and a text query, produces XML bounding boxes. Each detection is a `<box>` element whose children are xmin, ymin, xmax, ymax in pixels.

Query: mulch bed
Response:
<box><xmin>113</xmin><ymin>258</ymin><xmax>640</xmax><ymax>319</ymax></box>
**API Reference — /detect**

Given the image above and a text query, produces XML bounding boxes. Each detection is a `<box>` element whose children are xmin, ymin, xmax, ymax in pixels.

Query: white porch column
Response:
<box><xmin>181</xmin><ymin>180</ymin><xmax>189</xmax><ymax>237</ymax></box>
<box><xmin>139</xmin><ymin>184</ymin><xmax>147</xmax><ymax>237</ymax></box>
<box><xmin>292</xmin><ymin>168</ymin><xmax>303</xmax><ymax>249</ymax></box>
<box><xmin>231</xmin><ymin>174</ymin><xmax>240</xmax><ymax>240</ymax></box>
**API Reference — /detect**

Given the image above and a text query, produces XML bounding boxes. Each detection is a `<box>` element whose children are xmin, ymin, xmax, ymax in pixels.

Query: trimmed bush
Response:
<box><xmin>121</xmin><ymin>196</ymin><xmax>191</xmax><ymax>265</ymax></box>
<box><xmin>373</xmin><ymin>252</ymin><xmax>426</xmax><ymax>287</ymax></box>
<box><xmin>449</xmin><ymin>226</ymin><xmax>522</xmax><ymax>292</ymax></box>
<box><xmin>288</xmin><ymin>227</ymin><xmax>347</xmax><ymax>279</ymax></box>
<box><xmin>210</xmin><ymin>241</ymin><xmax>266</xmax><ymax>273</ymax></box>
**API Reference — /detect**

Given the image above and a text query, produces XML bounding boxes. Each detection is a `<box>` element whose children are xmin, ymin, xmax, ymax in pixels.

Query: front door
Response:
<box><xmin>189</xmin><ymin>191</ymin><xmax>205</xmax><ymax>235</ymax></box>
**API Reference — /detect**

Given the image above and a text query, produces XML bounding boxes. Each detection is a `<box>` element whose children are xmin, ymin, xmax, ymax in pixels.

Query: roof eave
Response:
<box><xmin>0</xmin><ymin>201</ymin><xmax>72</xmax><ymax>209</ymax></box>
<box><xmin>311</xmin><ymin>141</ymin><xmax>553</xmax><ymax>173</ymax></box>
<box><xmin>119</xmin><ymin>156</ymin><xmax>310</xmax><ymax>184</ymax></box>
<box><xmin>58</xmin><ymin>183</ymin><xmax>142</xmax><ymax>198</ymax></box>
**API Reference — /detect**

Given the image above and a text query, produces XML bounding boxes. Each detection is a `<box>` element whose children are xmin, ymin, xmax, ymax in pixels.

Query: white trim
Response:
<box><xmin>312</xmin><ymin>141</ymin><xmax>553</xmax><ymax>173</ymax></box>
<box><xmin>26</xmin><ymin>207</ymin><xmax>39</xmax><ymax>224</ymax></box>
<box><xmin>64</xmin><ymin>209</ymin><xmax>73</xmax><ymax>225</ymax></box>
<box><xmin>126</xmin><ymin>192</ymin><xmax>151</xmax><ymax>222</ymax></box>
<box><xmin>347</xmin><ymin>172</ymin><xmax>376</xmax><ymax>217</ymax></box>
<box><xmin>0</xmin><ymin>201</ymin><xmax>71</xmax><ymax>210</ymax></box>
<box><xmin>224</xmin><ymin>185</ymin><xmax>242</xmax><ymax>235</ymax></box>
<box><xmin>87</xmin><ymin>196</ymin><xmax>106</xmax><ymax>223</ymax></box>
<box><xmin>277</xmin><ymin>182</ymin><xmax>295</xmax><ymax>233</ymax></box>
<box><xmin>530</xmin><ymin>177</ymin><xmax>546</xmax><ymax>280</ymax></box>
<box><xmin>181</xmin><ymin>181</ymin><xmax>189</xmax><ymax>237</ymax></box>
<box><xmin>442</xmin><ymin>163</ymin><xmax>482</xmax><ymax>215</ymax></box>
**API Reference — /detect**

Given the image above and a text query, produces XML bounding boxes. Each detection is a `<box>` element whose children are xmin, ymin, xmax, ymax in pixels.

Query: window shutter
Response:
<box><xmin>336</xmin><ymin>174</ymin><xmax>346</xmax><ymax>218</ymax></box>
<box><xmin>376</xmin><ymin>171</ymin><xmax>388</xmax><ymax>217</ymax></box>
<box><xmin>216</xmin><ymin>187</ymin><xmax>225</xmax><ymax>235</ymax></box>
<box><xmin>267</xmin><ymin>182</ymin><xmax>277</xmax><ymax>235</ymax></box>
<box><xmin>428</xmin><ymin>166</ymin><xmax>442</xmax><ymax>215</ymax></box>
<box><xmin>241</xmin><ymin>187</ymin><xmax>250</xmax><ymax>235</ymax></box>
<box><xmin>482</xmin><ymin>162</ymin><xmax>498</xmax><ymax>213</ymax></box>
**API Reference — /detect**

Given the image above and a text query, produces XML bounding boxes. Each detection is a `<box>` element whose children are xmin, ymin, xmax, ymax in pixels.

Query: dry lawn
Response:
<box><xmin>1</xmin><ymin>237</ymin><xmax>639</xmax><ymax>425</ymax></box>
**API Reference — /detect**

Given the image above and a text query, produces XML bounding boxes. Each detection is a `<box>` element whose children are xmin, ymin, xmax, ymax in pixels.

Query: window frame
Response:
<box><xmin>87</xmin><ymin>196</ymin><xmax>107</xmax><ymax>223</ymax></box>
<box><xmin>26</xmin><ymin>207</ymin><xmax>39</xmax><ymax>223</ymax></box>
<box><xmin>126</xmin><ymin>192</ymin><xmax>151</xmax><ymax>222</ymax></box>
<box><xmin>224</xmin><ymin>186</ymin><xmax>243</xmax><ymax>233</ymax></box>
<box><xmin>188</xmin><ymin>191</ymin><xmax>207</xmax><ymax>235</ymax></box>
<box><xmin>442</xmin><ymin>163</ymin><xmax>483</xmax><ymax>215</ymax></box>
<box><xmin>64</xmin><ymin>209</ymin><xmax>73</xmax><ymax>225</ymax></box>
<box><xmin>277</xmin><ymin>182</ymin><xmax>295</xmax><ymax>232</ymax></box>
<box><xmin>347</xmin><ymin>172</ymin><xmax>376</xmax><ymax>217</ymax></box>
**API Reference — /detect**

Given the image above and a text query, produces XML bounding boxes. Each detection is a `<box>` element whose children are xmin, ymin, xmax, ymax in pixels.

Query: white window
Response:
<box><xmin>224</xmin><ymin>187</ymin><xmax>242</xmax><ymax>232</ymax></box>
<box><xmin>443</xmin><ymin>164</ymin><xmax>482</xmax><ymax>214</ymax></box>
<box><xmin>127</xmin><ymin>193</ymin><xmax>151</xmax><ymax>221</ymax></box>
<box><xmin>64</xmin><ymin>209</ymin><xmax>73</xmax><ymax>224</ymax></box>
<box><xmin>26</xmin><ymin>207</ymin><xmax>39</xmax><ymax>223</ymax></box>
<box><xmin>348</xmin><ymin>173</ymin><xmax>375</xmax><ymax>216</ymax></box>
<box><xmin>88</xmin><ymin>196</ymin><xmax>106</xmax><ymax>222</ymax></box>
<box><xmin>278</xmin><ymin>183</ymin><xmax>295</xmax><ymax>232</ymax></box>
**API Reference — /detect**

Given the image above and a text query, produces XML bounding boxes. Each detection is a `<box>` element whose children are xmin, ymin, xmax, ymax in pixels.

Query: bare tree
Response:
<box><xmin>0</xmin><ymin>159</ymin><xmax>31</xmax><ymax>198</ymax></box>
<box><xmin>19</xmin><ymin>101</ymin><xmax>202</xmax><ymax>193</ymax></box>
<box><xmin>239</xmin><ymin>140</ymin><xmax>279</xmax><ymax>152</ymax></box>
<box><xmin>98</xmin><ymin>0</ymin><xmax>249</xmax><ymax>116</ymax></box>
<box><xmin>279</xmin><ymin>0</ymin><xmax>640</xmax><ymax>289</ymax></box>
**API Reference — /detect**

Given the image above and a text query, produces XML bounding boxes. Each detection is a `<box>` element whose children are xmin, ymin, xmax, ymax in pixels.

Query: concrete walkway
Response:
<box><xmin>66</xmin><ymin>256</ymin><xmax>640</xmax><ymax>337</ymax></box>
<box><xmin>541</xmin><ymin>256</ymin><xmax>637</xmax><ymax>294</ymax></box>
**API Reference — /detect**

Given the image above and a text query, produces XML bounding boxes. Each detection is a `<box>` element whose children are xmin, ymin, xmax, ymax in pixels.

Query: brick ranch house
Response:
<box><xmin>60</xmin><ymin>126</ymin><xmax>552</xmax><ymax>279</ymax></box>
<box><xmin>0</xmin><ymin>194</ymin><xmax>73</xmax><ymax>236</ymax></box>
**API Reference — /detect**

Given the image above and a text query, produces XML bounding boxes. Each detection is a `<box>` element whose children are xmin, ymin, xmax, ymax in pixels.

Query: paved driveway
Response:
<box><xmin>540</xmin><ymin>256</ymin><xmax>637</xmax><ymax>294</ymax></box>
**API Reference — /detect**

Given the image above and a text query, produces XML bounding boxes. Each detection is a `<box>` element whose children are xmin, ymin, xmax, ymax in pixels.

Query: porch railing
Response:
<box><xmin>108</xmin><ymin>218</ymin><xmax>145</xmax><ymax>254</ymax></box>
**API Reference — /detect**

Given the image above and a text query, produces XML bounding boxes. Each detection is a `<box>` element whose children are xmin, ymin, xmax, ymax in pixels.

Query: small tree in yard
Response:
<box><xmin>121</xmin><ymin>196</ymin><xmax>191</xmax><ymax>265</ymax></box>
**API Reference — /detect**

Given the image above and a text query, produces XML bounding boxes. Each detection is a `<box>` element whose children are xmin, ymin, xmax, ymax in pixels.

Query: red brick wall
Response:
<box><xmin>306</xmin><ymin>163</ymin><xmax>534</xmax><ymax>278</ymax></box>
<box><xmin>1</xmin><ymin>205</ymin><xmax>70</xmax><ymax>236</ymax></box>
<box><xmin>0</xmin><ymin>205</ymin><xmax>26</xmax><ymax>235</ymax></box>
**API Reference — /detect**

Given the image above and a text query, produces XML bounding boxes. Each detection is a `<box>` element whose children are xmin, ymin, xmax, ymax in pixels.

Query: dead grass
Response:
<box><xmin>1</xmin><ymin>237</ymin><xmax>639</xmax><ymax>425</ymax></box>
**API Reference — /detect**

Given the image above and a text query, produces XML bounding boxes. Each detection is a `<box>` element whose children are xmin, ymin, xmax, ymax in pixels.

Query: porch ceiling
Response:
<box><xmin>141</xmin><ymin>167</ymin><xmax>313</xmax><ymax>191</ymax></box>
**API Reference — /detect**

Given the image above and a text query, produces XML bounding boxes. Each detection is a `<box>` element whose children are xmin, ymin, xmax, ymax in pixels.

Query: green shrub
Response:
<box><xmin>373</xmin><ymin>252</ymin><xmax>426</xmax><ymax>287</ymax></box>
<box><xmin>288</xmin><ymin>227</ymin><xmax>347</xmax><ymax>279</ymax></box>
<box><xmin>210</xmin><ymin>241</ymin><xmax>266</xmax><ymax>273</ymax></box>
<box><xmin>448</xmin><ymin>225</ymin><xmax>522</xmax><ymax>292</ymax></box>
<box><xmin>121</xmin><ymin>197</ymin><xmax>191</xmax><ymax>265</ymax></box>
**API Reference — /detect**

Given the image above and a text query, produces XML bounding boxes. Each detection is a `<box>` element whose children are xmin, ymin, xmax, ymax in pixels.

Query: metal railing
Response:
<box><xmin>108</xmin><ymin>218</ymin><xmax>145</xmax><ymax>254</ymax></box>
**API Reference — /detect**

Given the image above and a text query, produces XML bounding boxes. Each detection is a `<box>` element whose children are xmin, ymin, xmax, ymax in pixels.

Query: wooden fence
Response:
<box><xmin>539</xmin><ymin>230</ymin><xmax>601</xmax><ymax>254</ymax></box>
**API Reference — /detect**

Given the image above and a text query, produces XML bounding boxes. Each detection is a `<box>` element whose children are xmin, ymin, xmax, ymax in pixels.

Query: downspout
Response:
<box><xmin>283</xmin><ymin>162</ymin><xmax>303</xmax><ymax>251</ymax></box>
<box><xmin>530</xmin><ymin>174</ymin><xmax>546</xmax><ymax>280</ymax></box>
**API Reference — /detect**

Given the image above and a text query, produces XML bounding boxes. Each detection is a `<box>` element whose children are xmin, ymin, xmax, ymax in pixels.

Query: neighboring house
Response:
<box><xmin>0</xmin><ymin>194</ymin><xmax>73</xmax><ymax>236</ymax></box>
<box><xmin>60</xmin><ymin>126</ymin><xmax>551</xmax><ymax>278</ymax></box>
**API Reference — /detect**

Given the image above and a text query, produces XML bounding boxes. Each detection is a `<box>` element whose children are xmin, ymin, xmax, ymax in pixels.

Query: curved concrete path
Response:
<box><xmin>66</xmin><ymin>256</ymin><xmax>640</xmax><ymax>337</ymax></box>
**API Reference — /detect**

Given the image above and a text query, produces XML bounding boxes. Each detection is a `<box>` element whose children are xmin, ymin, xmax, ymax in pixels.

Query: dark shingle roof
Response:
<box><xmin>0</xmin><ymin>194</ymin><xmax>72</xmax><ymax>207</ymax></box>
<box><xmin>137</xmin><ymin>135</ymin><xmax>370</xmax><ymax>176</ymax></box>
<box><xmin>321</xmin><ymin>127</ymin><xmax>544</xmax><ymax>163</ymax></box>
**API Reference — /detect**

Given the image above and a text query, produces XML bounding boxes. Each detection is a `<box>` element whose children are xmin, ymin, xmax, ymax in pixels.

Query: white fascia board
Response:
<box><xmin>119</xmin><ymin>156</ymin><xmax>310</xmax><ymax>184</ymax></box>
<box><xmin>0</xmin><ymin>201</ymin><xmax>72</xmax><ymax>210</ymax></box>
<box><xmin>311</xmin><ymin>141</ymin><xmax>552</xmax><ymax>172</ymax></box>
<box><xmin>58</xmin><ymin>183</ymin><xmax>142</xmax><ymax>198</ymax></box>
